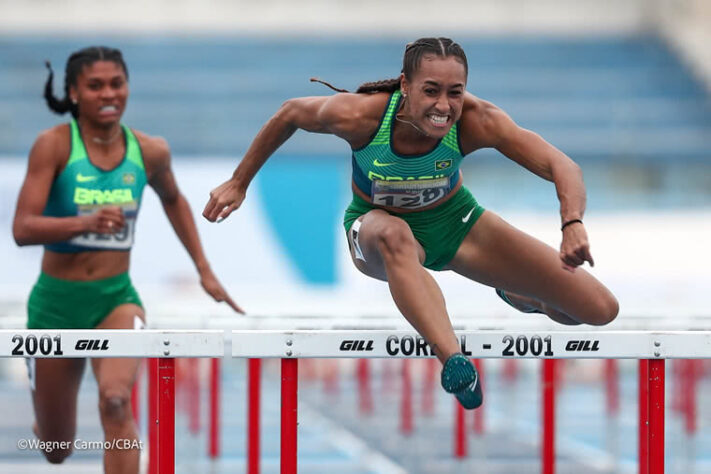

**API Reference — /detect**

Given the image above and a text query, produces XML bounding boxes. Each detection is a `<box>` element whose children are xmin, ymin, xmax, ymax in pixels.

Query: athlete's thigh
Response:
<box><xmin>447</xmin><ymin>210</ymin><xmax>612</xmax><ymax>313</ymax></box>
<box><xmin>347</xmin><ymin>209</ymin><xmax>426</xmax><ymax>281</ymax></box>
<box><xmin>91</xmin><ymin>304</ymin><xmax>144</xmax><ymax>393</ymax></box>
<box><xmin>32</xmin><ymin>357</ymin><xmax>86</xmax><ymax>440</ymax></box>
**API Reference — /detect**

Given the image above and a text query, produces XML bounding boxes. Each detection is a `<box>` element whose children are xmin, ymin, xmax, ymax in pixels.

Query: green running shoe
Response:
<box><xmin>441</xmin><ymin>354</ymin><xmax>483</xmax><ymax>410</ymax></box>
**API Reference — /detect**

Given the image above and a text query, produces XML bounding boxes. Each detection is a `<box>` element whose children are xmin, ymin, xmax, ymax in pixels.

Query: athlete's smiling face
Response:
<box><xmin>71</xmin><ymin>61</ymin><xmax>129</xmax><ymax>127</ymax></box>
<box><xmin>400</xmin><ymin>55</ymin><xmax>467</xmax><ymax>139</ymax></box>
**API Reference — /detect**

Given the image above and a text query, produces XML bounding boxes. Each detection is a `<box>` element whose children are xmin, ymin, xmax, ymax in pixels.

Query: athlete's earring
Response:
<box><xmin>71</xmin><ymin>97</ymin><xmax>77</xmax><ymax>105</ymax></box>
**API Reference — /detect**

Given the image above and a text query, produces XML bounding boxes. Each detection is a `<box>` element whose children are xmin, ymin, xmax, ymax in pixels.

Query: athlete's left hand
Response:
<box><xmin>559</xmin><ymin>222</ymin><xmax>594</xmax><ymax>273</ymax></box>
<box><xmin>200</xmin><ymin>269</ymin><xmax>245</xmax><ymax>314</ymax></box>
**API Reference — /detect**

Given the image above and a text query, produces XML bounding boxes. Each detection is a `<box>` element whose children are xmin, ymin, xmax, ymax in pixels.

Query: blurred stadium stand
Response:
<box><xmin>0</xmin><ymin>36</ymin><xmax>708</xmax><ymax>160</ymax></box>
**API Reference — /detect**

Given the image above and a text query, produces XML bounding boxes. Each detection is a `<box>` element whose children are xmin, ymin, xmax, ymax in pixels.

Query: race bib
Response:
<box><xmin>69</xmin><ymin>202</ymin><xmax>137</xmax><ymax>250</ymax></box>
<box><xmin>372</xmin><ymin>177</ymin><xmax>450</xmax><ymax>209</ymax></box>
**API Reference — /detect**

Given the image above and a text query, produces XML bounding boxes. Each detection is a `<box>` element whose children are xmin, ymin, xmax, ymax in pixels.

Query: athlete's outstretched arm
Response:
<box><xmin>461</xmin><ymin>97</ymin><xmax>593</xmax><ymax>272</ymax></box>
<box><xmin>13</xmin><ymin>128</ymin><xmax>124</xmax><ymax>246</ymax></box>
<box><xmin>202</xmin><ymin>93</ymin><xmax>373</xmax><ymax>223</ymax></box>
<box><xmin>142</xmin><ymin>134</ymin><xmax>244</xmax><ymax>314</ymax></box>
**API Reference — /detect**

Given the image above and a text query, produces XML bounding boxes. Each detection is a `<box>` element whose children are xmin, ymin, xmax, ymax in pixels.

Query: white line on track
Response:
<box><xmin>301</xmin><ymin>401</ymin><xmax>408</xmax><ymax>474</ymax></box>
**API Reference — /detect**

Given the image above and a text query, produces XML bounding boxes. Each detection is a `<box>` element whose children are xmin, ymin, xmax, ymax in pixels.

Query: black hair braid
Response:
<box><xmin>43</xmin><ymin>61</ymin><xmax>73</xmax><ymax>116</ymax></box>
<box><xmin>355</xmin><ymin>78</ymin><xmax>401</xmax><ymax>94</ymax></box>
<box><xmin>309</xmin><ymin>77</ymin><xmax>349</xmax><ymax>93</ymax></box>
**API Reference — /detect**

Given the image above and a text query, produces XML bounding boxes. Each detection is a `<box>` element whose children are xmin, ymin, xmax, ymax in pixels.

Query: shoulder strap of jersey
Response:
<box><xmin>370</xmin><ymin>90</ymin><xmax>402</xmax><ymax>146</ymax></box>
<box><xmin>123</xmin><ymin>126</ymin><xmax>145</xmax><ymax>171</ymax></box>
<box><xmin>67</xmin><ymin>119</ymin><xmax>88</xmax><ymax>166</ymax></box>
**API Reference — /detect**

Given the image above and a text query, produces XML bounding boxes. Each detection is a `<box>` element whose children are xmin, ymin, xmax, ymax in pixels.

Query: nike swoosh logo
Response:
<box><xmin>462</xmin><ymin>207</ymin><xmax>476</xmax><ymax>223</ymax></box>
<box><xmin>76</xmin><ymin>173</ymin><xmax>98</xmax><ymax>182</ymax></box>
<box><xmin>373</xmin><ymin>159</ymin><xmax>396</xmax><ymax>167</ymax></box>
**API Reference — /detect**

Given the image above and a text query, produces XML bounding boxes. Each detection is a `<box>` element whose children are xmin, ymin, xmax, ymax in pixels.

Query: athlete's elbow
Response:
<box><xmin>13</xmin><ymin>232</ymin><xmax>32</xmax><ymax>247</ymax></box>
<box><xmin>12</xmin><ymin>221</ymin><xmax>31</xmax><ymax>246</ymax></box>
<box><xmin>275</xmin><ymin>98</ymin><xmax>315</xmax><ymax>132</ymax></box>
<box><xmin>276</xmin><ymin>99</ymin><xmax>299</xmax><ymax>124</ymax></box>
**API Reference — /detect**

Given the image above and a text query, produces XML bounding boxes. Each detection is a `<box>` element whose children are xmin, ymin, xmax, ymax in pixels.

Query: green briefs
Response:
<box><xmin>27</xmin><ymin>272</ymin><xmax>143</xmax><ymax>329</ymax></box>
<box><xmin>344</xmin><ymin>186</ymin><xmax>485</xmax><ymax>271</ymax></box>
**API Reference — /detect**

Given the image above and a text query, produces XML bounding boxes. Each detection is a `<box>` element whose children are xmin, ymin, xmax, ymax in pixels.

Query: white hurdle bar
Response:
<box><xmin>232</xmin><ymin>330</ymin><xmax>711</xmax><ymax>474</ymax></box>
<box><xmin>0</xmin><ymin>329</ymin><xmax>224</xmax><ymax>474</ymax></box>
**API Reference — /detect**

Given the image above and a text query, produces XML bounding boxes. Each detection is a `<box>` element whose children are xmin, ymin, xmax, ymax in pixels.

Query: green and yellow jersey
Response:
<box><xmin>44</xmin><ymin>119</ymin><xmax>147</xmax><ymax>252</ymax></box>
<box><xmin>351</xmin><ymin>90</ymin><xmax>465</xmax><ymax>210</ymax></box>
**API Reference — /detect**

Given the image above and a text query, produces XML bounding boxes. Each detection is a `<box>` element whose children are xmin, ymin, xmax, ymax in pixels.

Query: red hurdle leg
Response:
<box><xmin>639</xmin><ymin>360</ymin><xmax>650</xmax><ymax>474</ymax></box>
<box><xmin>209</xmin><ymin>358</ymin><xmax>220</xmax><ymax>458</ymax></box>
<box><xmin>648</xmin><ymin>360</ymin><xmax>665</xmax><ymax>474</ymax></box>
<box><xmin>503</xmin><ymin>359</ymin><xmax>518</xmax><ymax>383</ymax></box>
<box><xmin>542</xmin><ymin>359</ymin><xmax>556</xmax><ymax>474</ymax></box>
<box><xmin>281</xmin><ymin>359</ymin><xmax>298</xmax><ymax>474</ymax></box>
<box><xmin>157</xmin><ymin>358</ymin><xmax>176</xmax><ymax>474</ymax></box>
<box><xmin>323</xmin><ymin>360</ymin><xmax>339</xmax><ymax>396</ymax></box>
<box><xmin>672</xmin><ymin>360</ymin><xmax>682</xmax><ymax>414</ymax></box>
<box><xmin>132</xmin><ymin>359</ymin><xmax>142</xmax><ymax>427</ymax></box>
<box><xmin>148</xmin><ymin>358</ymin><xmax>159</xmax><ymax>474</ymax></box>
<box><xmin>473</xmin><ymin>359</ymin><xmax>484</xmax><ymax>435</ymax></box>
<box><xmin>400</xmin><ymin>359</ymin><xmax>413</xmax><ymax>435</ymax></box>
<box><xmin>248</xmin><ymin>359</ymin><xmax>261</xmax><ymax>474</ymax></box>
<box><xmin>605</xmin><ymin>359</ymin><xmax>620</xmax><ymax>416</ymax></box>
<box><xmin>422</xmin><ymin>358</ymin><xmax>437</xmax><ymax>416</ymax></box>
<box><xmin>188</xmin><ymin>359</ymin><xmax>201</xmax><ymax>435</ymax></box>
<box><xmin>356</xmin><ymin>359</ymin><xmax>373</xmax><ymax>415</ymax></box>
<box><xmin>454</xmin><ymin>400</ymin><xmax>467</xmax><ymax>458</ymax></box>
<box><xmin>683</xmin><ymin>360</ymin><xmax>698</xmax><ymax>435</ymax></box>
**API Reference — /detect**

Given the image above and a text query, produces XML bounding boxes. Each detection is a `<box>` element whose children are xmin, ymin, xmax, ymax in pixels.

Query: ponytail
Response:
<box><xmin>355</xmin><ymin>78</ymin><xmax>400</xmax><ymax>94</ymax></box>
<box><xmin>310</xmin><ymin>76</ymin><xmax>401</xmax><ymax>94</ymax></box>
<box><xmin>43</xmin><ymin>61</ymin><xmax>75</xmax><ymax>117</ymax></box>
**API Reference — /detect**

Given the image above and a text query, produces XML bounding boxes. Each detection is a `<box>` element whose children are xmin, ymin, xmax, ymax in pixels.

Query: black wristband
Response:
<box><xmin>561</xmin><ymin>219</ymin><xmax>583</xmax><ymax>231</ymax></box>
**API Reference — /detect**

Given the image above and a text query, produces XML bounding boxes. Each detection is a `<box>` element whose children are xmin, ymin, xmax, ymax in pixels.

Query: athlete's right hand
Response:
<box><xmin>203</xmin><ymin>178</ymin><xmax>246</xmax><ymax>223</ymax></box>
<box><xmin>84</xmin><ymin>206</ymin><xmax>125</xmax><ymax>234</ymax></box>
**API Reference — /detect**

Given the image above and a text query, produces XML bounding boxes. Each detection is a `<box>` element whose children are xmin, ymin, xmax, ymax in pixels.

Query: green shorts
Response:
<box><xmin>344</xmin><ymin>186</ymin><xmax>485</xmax><ymax>271</ymax></box>
<box><xmin>27</xmin><ymin>272</ymin><xmax>143</xmax><ymax>329</ymax></box>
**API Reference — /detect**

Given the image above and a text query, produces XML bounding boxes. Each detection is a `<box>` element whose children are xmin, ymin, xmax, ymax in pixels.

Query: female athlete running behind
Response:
<box><xmin>13</xmin><ymin>46</ymin><xmax>242</xmax><ymax>472</ymax></box>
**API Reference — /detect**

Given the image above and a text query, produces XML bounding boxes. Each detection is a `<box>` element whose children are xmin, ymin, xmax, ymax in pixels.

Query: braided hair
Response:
<box><xmin>312</xmin><ymin>37</ymin><xmax>468</xmax><ymax>94</ymax></box>
<box><xmin>44</xmin><ymin>46</ymin><xmax>129</xmax><ymax>119</ymax></box>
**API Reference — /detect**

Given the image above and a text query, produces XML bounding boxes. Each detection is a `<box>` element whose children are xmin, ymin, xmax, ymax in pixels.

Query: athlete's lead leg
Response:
<box><xmin>348</xmin><ymin>210</ymin><xmax>482</xmax><ymax>409</ymax></box>
<box><xmin>349</xmin><ymin>210</ymin><xmax>460</xmax><ymax>362</ymax></box>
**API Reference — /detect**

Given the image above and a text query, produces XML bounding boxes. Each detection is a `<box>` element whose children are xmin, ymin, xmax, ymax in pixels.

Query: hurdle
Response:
<box><xmin>232</xmin><ymin>329</ymin><xmax>711</xmax><ymax>474</ymax></box>
<box><xmin>0</xmin><ymin>329</ymin><xmax>223</xmax><ymax>474</ymax></box>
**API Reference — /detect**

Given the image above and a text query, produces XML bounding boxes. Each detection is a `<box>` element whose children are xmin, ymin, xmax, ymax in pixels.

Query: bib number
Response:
<box><xmin>70</xmin><ymin>203</ymin><xmax>137</xmax><ymax>250</ymax></box>
<box><xmin>372</xmin><ymin>178</ymin><xmax>449</xmax><ymax>209</ymax></box>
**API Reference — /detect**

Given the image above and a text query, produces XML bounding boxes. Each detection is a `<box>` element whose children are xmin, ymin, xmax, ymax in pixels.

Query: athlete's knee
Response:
<box><xmin>580</xmin><ymin>293</ymin><xmax>619</xmax><ymax>326</ymax></box>
<box><xmin>376</xmin><ymin>220</ymin><xmax>417</xmax><ymax>259</ymax></box>
<box><xmin>98</xmin><ymin>388</ymin><xmax>131</xmax><ymax>426</ymax></box>
<box><xmin>591</xmin><ymin>294</ymin><xmax>619</xmax><ymax>326</ymax></box>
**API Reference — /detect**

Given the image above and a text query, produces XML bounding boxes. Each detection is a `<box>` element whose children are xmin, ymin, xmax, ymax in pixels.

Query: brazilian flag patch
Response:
<box><xmin>122</xmin><ymin>172</ymin><xmax>136</xmax><ymax>185</ymax></box>
<box><xmin>435</xmin><ymin>159</ymin><xmax>452</xmax><ymax>171</ymax></box>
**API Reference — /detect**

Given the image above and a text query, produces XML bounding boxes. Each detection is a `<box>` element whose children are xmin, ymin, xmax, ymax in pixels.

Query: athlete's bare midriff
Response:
<box><xmin>41</xmin><ymin>249</ymin><xmax>130</xmax><ymax>281</ymax></box>
<box><xmin>351</xmin><ymin>170</ymin><xmax>464</xmax><ymax>214</ymax></box>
